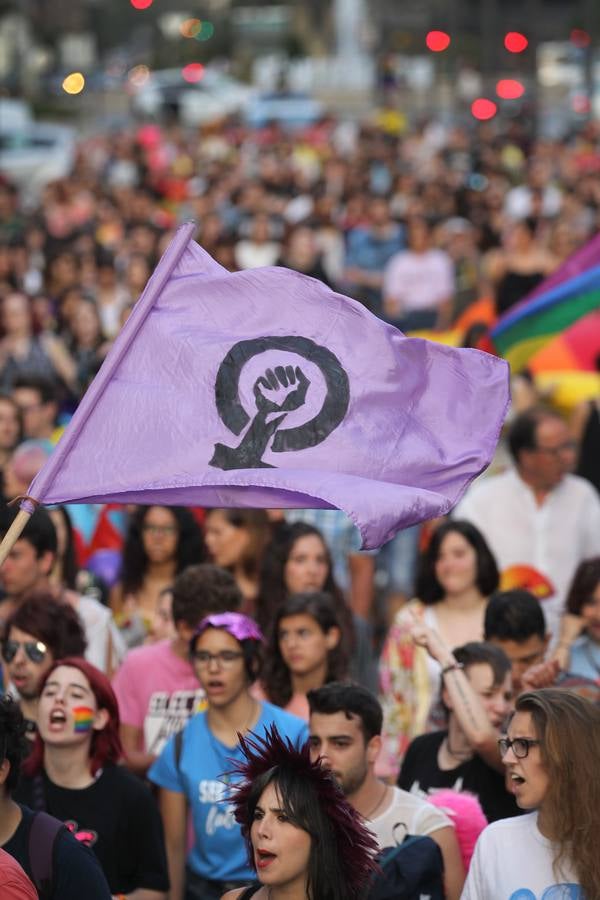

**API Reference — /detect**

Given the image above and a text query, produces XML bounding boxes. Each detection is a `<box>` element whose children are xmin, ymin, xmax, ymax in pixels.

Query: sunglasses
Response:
<box><xmin>2</xmin><ymin>639</ymin><xmax>48</xmax><ymax>664</ymax></box>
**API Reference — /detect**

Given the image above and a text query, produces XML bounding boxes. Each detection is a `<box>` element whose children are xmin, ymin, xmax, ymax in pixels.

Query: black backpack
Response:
<box><xmin>367</xmin><ymin>834</ymin><xmax>445</xmax><ymax>900</ymax></box>
<box><xmin>28</xmin><ymin>810</ymin><xmax>66</xmax><ymax>900</ymax></box>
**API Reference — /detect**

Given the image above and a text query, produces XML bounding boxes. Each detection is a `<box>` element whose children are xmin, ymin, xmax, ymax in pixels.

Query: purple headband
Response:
<box><xmin>193</xmin><ymin>612</ymin><xmax>264</xmax><ymax>644</ymax></box>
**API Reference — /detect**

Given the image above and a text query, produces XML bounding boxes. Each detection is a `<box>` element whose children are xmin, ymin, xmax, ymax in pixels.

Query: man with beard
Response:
<box><xmin>308</xmin><ymin>682</ymin><xmax>465</xmax><ymax>900</ymax></box>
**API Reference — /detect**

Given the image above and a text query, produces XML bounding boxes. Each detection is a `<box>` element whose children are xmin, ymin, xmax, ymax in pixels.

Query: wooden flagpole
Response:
<box><xmin>0</xmin><ymin>507</ymin><xmax>34</xmax><ymax>567</ymax></box>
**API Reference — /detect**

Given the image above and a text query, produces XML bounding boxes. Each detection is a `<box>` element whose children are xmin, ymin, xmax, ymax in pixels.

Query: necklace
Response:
<box><xmin>444</xmin><ymin>734</ymin><xmax>473</xmax><ymax>761</ymax></box>
<box><xmin>365</xmin><ymin>782</ymin><xmax>388</xmax><ymax>820</ymax></box>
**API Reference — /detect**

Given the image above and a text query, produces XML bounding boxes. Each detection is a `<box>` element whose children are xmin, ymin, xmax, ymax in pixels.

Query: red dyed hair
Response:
<box><xmin>22</xmin><ymin>656</ymin><xmax>122</xmax><ymax>777</ymax></box>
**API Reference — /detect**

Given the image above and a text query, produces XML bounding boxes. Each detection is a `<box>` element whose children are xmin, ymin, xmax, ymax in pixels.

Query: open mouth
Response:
<box><xmin>509</xmin><ymin>773</ymin><xmax>526</xmax><ymax>789</ymax></box>
<box><xmin>49</xmin><ymin>709</ymin><xmax>67</xmax><ymax>728</ymax></box>
<box><xmin>255</xmin><ymin>849</ymin><xmax>276</xmax><ymax>869</ymax></box>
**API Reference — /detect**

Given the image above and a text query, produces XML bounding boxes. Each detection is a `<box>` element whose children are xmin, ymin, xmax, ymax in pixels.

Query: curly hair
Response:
<box><xmin>261</xmin><ymin>592</ymin><xmax>349</xmax><ymax>708</ymax></box>
<box><xmin>566</xmin><ymin>557</ymin><xmax>600</xmax><ymax>616</ymax></box>
<box><xmin>119</xmin><ymin>505</ymin><xmax>206</xmax><ymax>595</ymax></box>
<box><xmin>3</xmin><ymin>591</ymin><xmax>87</xmax><ymax>659</ymax></box>
<box><xmin>229</xmin><ymin>725</ymin><xmax>379</xmax><ymax>900</ymax></box>
<box><xmin>23</xmin><ymin>657</ymin><xmax>122</xmax><ymax>778</ymax></box>
<box><xmin>0</xmin><ymin>695</ymin><xmax>29</xmax><ymax>794</ymax></box>
<box><xmin>171</xmin><ymin>563</ymin><xmax>243</xmax><ymax>627</ymax></box>
<box><xmin>256</xmin><ymin>522</ymin><xmax>354</xmax><ymax>654</ymax></box>
<box><xmin>415</xmin><ymin>520</ymin><xmax>499</xmax><ymax>605</ymax></box>
<box><xmin>515</xmin><ymin>689</ymin><xmax>600</xmax><ymax>898</ymax></box>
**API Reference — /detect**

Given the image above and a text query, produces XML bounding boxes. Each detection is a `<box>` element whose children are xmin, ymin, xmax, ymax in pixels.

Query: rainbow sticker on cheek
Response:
<box><xmin>72</xmin><ymin>707</ymin><xmax>95</xmax><ymax>733</ymax></box>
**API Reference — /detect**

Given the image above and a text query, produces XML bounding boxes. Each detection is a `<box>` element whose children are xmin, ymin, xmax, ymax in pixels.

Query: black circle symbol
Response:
<box><xmin>210</xmin><ymin>336</ymin><xmax>350</xmax><ymax>470</ymax></box>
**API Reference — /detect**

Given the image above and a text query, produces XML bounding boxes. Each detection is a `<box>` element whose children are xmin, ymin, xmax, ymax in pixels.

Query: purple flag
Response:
<box><xmin>25</xmin><ymin>223</ymin><xmax>509</xmax><ymax>549</ymax></box>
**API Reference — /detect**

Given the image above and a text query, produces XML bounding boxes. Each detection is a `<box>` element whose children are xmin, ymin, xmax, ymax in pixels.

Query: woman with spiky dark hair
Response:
<box><xmin>223</xmin><ymin>725</ymin><xmax>379</xmax><ymax>900</ymax></box>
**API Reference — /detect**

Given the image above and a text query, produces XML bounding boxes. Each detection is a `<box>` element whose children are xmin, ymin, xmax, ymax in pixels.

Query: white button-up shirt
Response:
<box><xmin>455</xmin><ymin>469</ymin><xmax>600</xmax><ymax>641</ymax></box>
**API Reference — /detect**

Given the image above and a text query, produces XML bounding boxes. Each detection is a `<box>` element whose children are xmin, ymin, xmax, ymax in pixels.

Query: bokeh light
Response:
<box><xmin>62</xmin><ymin>72</ymin><xmax>85</xmax><ymax>95</ymax></box>
<box><xmin>128</xmin><ymin>64</ymin><xmax>150</xmax><ymax>88</ymax></box>
<box><xmin>471</xmin><ymin>98</ymin><xmax>497</xmax><ymax>120</ymax></box>
<box><xmin>181</xmin><ymin>63</ymin><xmax>205</xmax><ymax>84</ymax></box>
<box><xmin>570</xmin><ymin>29</ymin><xmax>590</xmax><ymax>48</ymax></box>
<box><xmin>504</xmin><ymin>32</ymin><xmax>528</xmax><ymax>53</ymax></box>
<box><xmin>180</xmin><ymin>18</ymin><xmax>202</xmax><ymax>39</ymax></box>
<box><xmin>496</xmin><ymin>79</ymin><xmax>525</xmax><ymax>100</ymax></box>
<box><xmin>571</xmin><ymin>94</ymin><xmax>590</xmax><ymax>115</ymax></box>
<box><xmin>130</xmin><ymin>0</ymin><xmax>154</xmax><ymax>8</ymax></box>
<box><xmin>426</xmin><ymin>31</ymin><xmax>451</xmax><ymax>52</ymax></box>
<box><xmin>195</xmin><ymin>21</ymin><xmax>215</xmax><ymax>41</ymax></box>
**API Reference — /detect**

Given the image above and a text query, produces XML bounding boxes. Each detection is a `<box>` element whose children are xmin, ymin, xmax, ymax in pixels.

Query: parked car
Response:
<box><xmin>243</xmin><ymin>91</ymin><xmax>325</xmax><ymax>129</ymax></box>
<box><xmin>0</xmin><ymin>105</ymin><xmax>76</xmax><ymax>198</ymax></box>
<box><xmin>130</xmin><ymin>67</ymin><xmax>255</xmax><ymax>125</ymax></box>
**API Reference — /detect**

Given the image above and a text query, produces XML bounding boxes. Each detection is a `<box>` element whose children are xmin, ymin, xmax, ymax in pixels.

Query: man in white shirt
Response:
<box><xmin>383</xmin><ymin>217</ymin><xmax>454</xmax><ymax>331</ymax></box>
<box><xmin>308</xmin><ymin>682</ymin><xmax>465</xmax><ymax>900</ymax></box>
<box><xmin>455</xmin><ymin>408</ymin><xmax>600</xmax><ymax>643</ymax></box>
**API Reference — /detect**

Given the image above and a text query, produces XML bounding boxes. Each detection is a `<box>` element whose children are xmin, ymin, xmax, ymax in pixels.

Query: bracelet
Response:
<box><xmin>441</xmin><ymin>661</ymin><xmax>464</xmax><ymax>676</ymax></box>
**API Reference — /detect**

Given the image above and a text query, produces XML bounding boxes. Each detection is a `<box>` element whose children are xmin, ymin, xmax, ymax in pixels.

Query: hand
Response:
<box><xmin>409</xmin><ymin>617</ymin><xmax>450</xmax><ymax>665</ymax></box>
<box><xmin>254</xmin><ymin>366</ymin><xmax>309</xmax><ymax>414</ymax></box>
<box><xmin>520</xmin><ymin>658</ymin><xmax>560</xmax><ymax>692</ymax></box>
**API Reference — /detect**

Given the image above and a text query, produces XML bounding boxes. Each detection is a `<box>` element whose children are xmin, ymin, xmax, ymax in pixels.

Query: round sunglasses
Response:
<box><xmin>2</xmin><ymin>639</ymin><xmax>48</xmax><ymax>664</ymax></box>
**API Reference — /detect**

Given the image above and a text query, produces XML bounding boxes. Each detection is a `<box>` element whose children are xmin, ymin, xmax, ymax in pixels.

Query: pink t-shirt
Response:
<box><xmin>112</xmin><ymin>639</ymin><xmax>205</xmax><ymax>756</ymax></box>
<box><xmin>251</xmin><ymin>683</ymin><xmax>310</xmax><ymax>721</ymax></box>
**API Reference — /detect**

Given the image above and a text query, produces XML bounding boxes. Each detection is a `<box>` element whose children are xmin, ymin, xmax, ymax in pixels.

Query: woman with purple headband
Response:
<box><xmin>148</xmin><ymin>612</ymin><xmax>308</xmax><ymax>900</ymax></box>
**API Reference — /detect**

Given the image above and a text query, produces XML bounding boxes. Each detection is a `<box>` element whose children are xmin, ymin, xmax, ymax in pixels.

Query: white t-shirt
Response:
<box><xmin>383</xmin><ymin>249</ymin><xmax>454</xmax><ymax>313</ymax></box>
<box><xmin>455</xmin><ymin>469</ymin><xmax>600</xmax><ymax>642</ymax></box>
<box><xmin>369</xmin><ymin>786</ymin><xmax>451</xmax><ymax>849</ymax></box>
<box><xmin>76</xmin><ymin>594</ymin><xmax>125</xmax><ymax>672</ymax></box>
<box><xmin>461</xmin><ymin>812</ymin><xmax>581</xmax><ymax>899</ymax></box>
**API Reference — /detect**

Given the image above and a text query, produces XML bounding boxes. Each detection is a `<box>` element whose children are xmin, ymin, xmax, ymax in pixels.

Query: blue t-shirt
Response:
<box><xmin>568</xmin><ymin>634</ymin><xmax>600</xmax><ymax>682</ymax></box>
<box><xmin>148</xmin><ymin>701</ymin><xmax>307</xmax><ymax>881</ymax></box>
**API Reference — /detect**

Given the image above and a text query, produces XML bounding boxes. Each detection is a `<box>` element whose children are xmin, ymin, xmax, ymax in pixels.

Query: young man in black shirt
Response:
<box><xmin>398</xmin><ymin>633</ymin><xmax>520</xmax><ymax>823</ymax></box>
<box><xmin>0</xmin><ymin>695</ymin><xmax>111</xmax><ymax>900</ymax></box>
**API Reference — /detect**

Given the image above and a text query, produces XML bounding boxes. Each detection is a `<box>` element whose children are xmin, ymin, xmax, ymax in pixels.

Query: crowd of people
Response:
<box><xmin>0</xmin><ymin>106</ymin><xmax>599</xmax><ymax>898</ymax></box>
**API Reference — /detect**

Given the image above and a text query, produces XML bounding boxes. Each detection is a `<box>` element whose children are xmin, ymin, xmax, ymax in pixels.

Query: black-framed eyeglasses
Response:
<box><xmin>2</xmin><ymin>639</ymin><xmax>48</xmax><ymax>664</ymax></box>
<box><xmin>498</xmin><ymin>737</ymin><xmax>540</xmax><ymax>759</ymax></box>
<box><xmin>192</xmin><ymin>650</ymin><xmax>244</xmax><ymax>668</ymax></box>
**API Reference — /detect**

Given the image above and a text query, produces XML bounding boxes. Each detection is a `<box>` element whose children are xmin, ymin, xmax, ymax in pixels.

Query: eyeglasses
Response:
<box><xmin>2</xmin><ymin>639</ymin><xmax>48</xmax><ymax>664</ymax></box>
<box><xmin>534</xmin><ymin>441</ymin><xmax>577</xmax><ymax>457</ymax></box>
<box><xmin>192</xmin><ymin>650</ymin><xmax>244</xmax><ymax>667</ymax></box>
<box><xmin>498</xmin><ymin>737</ymin><xmax>540</xmax><ymax>759</ymax></box>
<box><xmin>142</xmin><ymin>524</ymin><xmax>178</xmax><ymax>536</ymax></box>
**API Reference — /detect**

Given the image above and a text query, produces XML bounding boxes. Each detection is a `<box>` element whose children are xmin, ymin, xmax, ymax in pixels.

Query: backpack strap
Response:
<box><xmin>28</xmin><ymin>811</ymin><xmax>65</xmax><ymax>900</ymax></box>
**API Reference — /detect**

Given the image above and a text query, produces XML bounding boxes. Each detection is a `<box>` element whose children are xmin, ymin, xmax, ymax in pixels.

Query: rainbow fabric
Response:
<box><xmin>72</xmin><ymin>706</ymin><xmax>94</xmax><ymax>733</ymax></box>
<box><xmin>491</xmin><ymin>258</ymin><xmax>600</xmax><ymax>373</ymax></box>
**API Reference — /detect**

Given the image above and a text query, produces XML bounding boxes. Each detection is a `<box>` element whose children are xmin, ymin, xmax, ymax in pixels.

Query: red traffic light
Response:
<box><xmin>504</xmin><ymin>32</ymin><xmax>528</xmax><ymax>53</ymax></box>
<box><xmin>496</xmin><ymin>79</ymin><xmax>525</xmax><ymax>100</ymax></box>
<box><xmin>181</xmin><ymin>63</ymin><xmax>205</xmax><ymax>84</ymax></box>
<box><xmin>471</xmin><ymin>98</ymin><xmax>498</xmax><ymax>121</ymax></box>
<box><xmin>426</xmin><ymin>31</ymin><xmax>451</xmax><ymax>52</ymax></box>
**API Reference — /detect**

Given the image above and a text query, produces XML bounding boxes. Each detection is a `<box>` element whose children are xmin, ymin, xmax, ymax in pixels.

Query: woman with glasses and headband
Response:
<box><xmin>462</xmin><ymin>689</ymin><xmax>600</xmax><ymax>899</ymax></box>
<box><xmin>110</xmin><ymin>505</ymin><xmax>205</xmax><ymax>648</ymax></box>
<box><xmin>2</xmin><ymin>592</ymin><xmax>86</xmax><ymax>742</ymax></box>
<box><xmin>148</xmin><ymin>612</ymin><xmax>307</xmax><ymax>900</ymax></box>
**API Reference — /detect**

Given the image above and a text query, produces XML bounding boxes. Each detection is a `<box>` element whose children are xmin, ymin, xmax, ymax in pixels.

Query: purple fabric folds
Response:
<box><xmin>26</xmin><ymin>223</ymin><xmax>510</xmax><ymax>549</ymax></box>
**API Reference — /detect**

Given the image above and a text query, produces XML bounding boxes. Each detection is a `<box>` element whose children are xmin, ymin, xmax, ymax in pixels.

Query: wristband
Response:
<box><xmin>441</xmin><ymin>661</ymin><xmax>464</xmax><ymax>676</ymax></box>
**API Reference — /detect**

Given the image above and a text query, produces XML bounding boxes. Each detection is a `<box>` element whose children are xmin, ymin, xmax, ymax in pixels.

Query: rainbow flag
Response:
<box><xmin>491</xmin><ymin>233</ymin><xmax>600</xmax><ymax>373</ymax></box>
<box><xmin>72</xmin><ymin>706</ymin><xmax>94</xmax><ymax>733</ymax></box>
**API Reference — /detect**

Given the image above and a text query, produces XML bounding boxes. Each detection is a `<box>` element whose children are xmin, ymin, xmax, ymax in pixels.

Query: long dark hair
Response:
<box><xmin>120</xmin><ymin>505</ymin><xmax>205</xmax><ymax>594</ymax></box>
<box><xmin>49</xmin><ymin>505</ymin><xmax>79</xmax><ymax>589</ymax></box>
<box><xmin>230</xmin><ymin>726</ymin><xmax>379</xmax><ymax>900</ymax></box>
<box><xmin>261</xmin><ymin>592</ymin><xmax>348</xmax><ymax>708</ymax></box>
<box><xmin>415</xmin><ymin>520</ymin><xmax>499</xmax><ymax>604</ymax></box>
<box><xmin>257</xmin><ymin>522</ymin><xmax>354</xmax><ymax>650</ymax></box>
<box><xmin>206</xmin><ymin>509</ymin><xmax>271</xmax><ymax>579</ymax></box>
